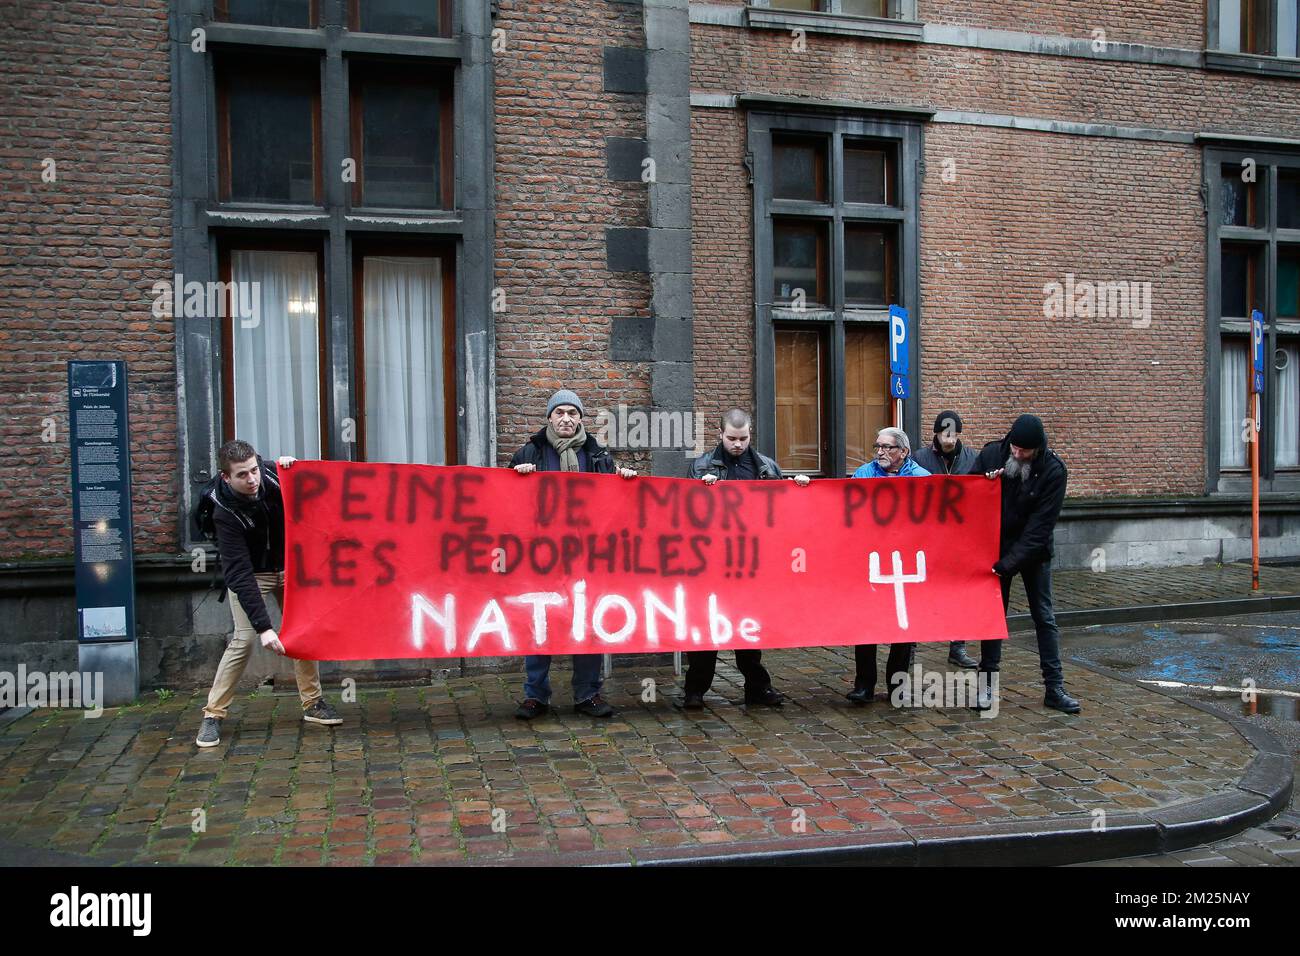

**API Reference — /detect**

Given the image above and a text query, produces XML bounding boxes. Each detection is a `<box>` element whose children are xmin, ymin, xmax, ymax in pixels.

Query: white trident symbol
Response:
<box><xmin>868</xmin><ymin>550</ymin><xmax>927</xmax><ymax>630</ymax></box>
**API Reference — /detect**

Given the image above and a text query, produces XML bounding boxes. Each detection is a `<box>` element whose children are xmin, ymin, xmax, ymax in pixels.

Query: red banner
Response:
<box><xmin>278</xmin><ymin>462</ymin><xmax>1008</xmax><ymax>660</ymax></box>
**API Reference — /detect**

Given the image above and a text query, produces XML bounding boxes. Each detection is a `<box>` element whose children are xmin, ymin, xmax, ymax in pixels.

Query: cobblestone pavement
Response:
<box><xmin>0</xmin><ymin>640</ymin><xmax>1263</xmax><ymax>866</ymax></box>
<box><xmin>1011</xmin><ymin>561</ymin><xmax>1300</xmax><ymax>616</ymax></box>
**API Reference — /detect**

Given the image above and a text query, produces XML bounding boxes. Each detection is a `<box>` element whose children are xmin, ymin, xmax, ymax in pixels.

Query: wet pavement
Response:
<box><xmin>0</xmin><ymin>637</ymin><xmax>1276</xmax><ymax>866</ymax></box>
<box><xmin>1065</xmin><ymin>610</ymin><xmax>1300</xmax><ymax>867</ymax></box>
<box><xmin>0</xmin><ymin>560</ymin><xmax>1295</xmax><ymax>866</ymax></box>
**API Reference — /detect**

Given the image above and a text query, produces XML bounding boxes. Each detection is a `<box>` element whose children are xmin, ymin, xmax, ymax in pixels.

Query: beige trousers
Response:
<box><xmin>203</xmin><ymin>571</ymin><xmax>322</xmax><ymax>719</ymax></box>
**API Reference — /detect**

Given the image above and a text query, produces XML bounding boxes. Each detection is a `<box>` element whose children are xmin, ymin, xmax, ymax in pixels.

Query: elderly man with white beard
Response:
<box><xmin>973</xmin><ymin>414</ymin><xmax>1081</xmax><ymax>714</ymax></box>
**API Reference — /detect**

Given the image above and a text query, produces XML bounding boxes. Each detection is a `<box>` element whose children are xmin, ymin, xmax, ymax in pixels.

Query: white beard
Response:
<box><xmin>1004</xmin><ymin>454</ymin><xmax>1032</xmax><ymax>482</ymax></box>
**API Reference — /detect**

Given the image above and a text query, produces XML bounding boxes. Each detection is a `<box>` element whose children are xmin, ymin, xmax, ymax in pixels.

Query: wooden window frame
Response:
<box><xmin>218</xmin><ymin>236</ymin><xmax>330</xmax><ymax>454</ymax></box>
<box><xmin>843</xmin><ymin>221</ymin><xmax>897</xmax><ymax>308</ymax></box>
<box><xmin>349</xmin><ymin>61</ymin><xmax>456</xmax><ymax>211</ymax></box>
<box><xmin>215</xmin><ymin>56</ymin><xmax>324</xmax><ymax>205</ymax></box>
<box><xmin>772</xmin><ymin>133</ymin><xmax>829</xmax><ymax>203</ymax></box>
<box><xmin>348</xmin><ymin>0</ymin><xmax>455</xmax><ymax>38</ymax></box>
<box><xmin>350</xmin><ymin>238</ymin><xmax>459</xmax><ymax>464</ymax></box>
<box><xmin>774</xmin><ymin>323</ymin><xmax>830</xmax><ymax>475</ymax></box>
<box><xmin>214</xmin><ymin>0</ymin><xmax>320</xmax><ymax>28</ymax></box>
<box><xmin>843</xmin><ymin>140</ymin><xmax>896</xmax><ymax>207</ymax></box>
<box><xmin>772</xmin><ymin>216</ymin><xmax>830</xmax><ymax>308</ymax></box>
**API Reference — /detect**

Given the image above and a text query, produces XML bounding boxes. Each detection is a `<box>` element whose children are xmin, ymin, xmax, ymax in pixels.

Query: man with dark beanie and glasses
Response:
<box><xmin>912</xmin><ymin>409</ymin><xmax>980</xmax><ymax>670</ymax></box>
<box><xmin>973</xmin><ymin>414</ymin><xmax>1081</xmax><ymax>714</ymax></box>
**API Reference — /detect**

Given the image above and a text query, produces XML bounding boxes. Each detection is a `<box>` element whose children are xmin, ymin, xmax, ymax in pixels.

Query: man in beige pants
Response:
<box><xmin>195</xmin><ymin>440</ymin><xmax>341</xmax><ymax>747</ymax></box>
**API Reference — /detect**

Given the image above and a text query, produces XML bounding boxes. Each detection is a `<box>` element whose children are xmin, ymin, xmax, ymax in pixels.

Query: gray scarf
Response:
<box><xmin>546</xmin><ymin>423</ymin><xmax>587</xmax><ymax>472</ymax></box>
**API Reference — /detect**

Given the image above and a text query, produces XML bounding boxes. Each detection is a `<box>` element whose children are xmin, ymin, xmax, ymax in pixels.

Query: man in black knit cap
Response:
<box><xmin>973</xmin><ymin>414</ymin><xmax>1081</xmax><ymax>714</ymax></box>
<box><xmin>912</xmin><ymin>410</ymin><xmax>980</xmax><ymax>669</ymax></box>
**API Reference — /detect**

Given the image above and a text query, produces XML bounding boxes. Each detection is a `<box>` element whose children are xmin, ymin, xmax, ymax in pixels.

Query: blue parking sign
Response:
<box><xmin>890</xmin><ymin>374</ymin><xmax>910</xmax><ymax>399</ymax></box>
<box><xmin>889</xmin><ymin>305</ymin><xmax>909</xmax><ymax>376</ymax></box>
<box><xmin>1252</xmin><ymin>309</ymin><xmax>1265</xmax><ymax>373</ymax></box>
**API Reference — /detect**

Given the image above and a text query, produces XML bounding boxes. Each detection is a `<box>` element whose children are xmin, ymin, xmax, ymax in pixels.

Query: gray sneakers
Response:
<box><xmin>302</xmin><ymin>698</ymin><xmax>343</xmax><ymax>725</ymax></box>
<box><xmin>195</xmin><ymin>716</ymin><xmax>221</xmax><ymax>748</ymax></box>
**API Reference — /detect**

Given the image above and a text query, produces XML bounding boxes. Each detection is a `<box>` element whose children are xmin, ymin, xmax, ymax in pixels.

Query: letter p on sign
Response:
<box><xmin>889</xmin><ymin>305</ymin><xmax>909</xmax><ymax>376</ymax></box>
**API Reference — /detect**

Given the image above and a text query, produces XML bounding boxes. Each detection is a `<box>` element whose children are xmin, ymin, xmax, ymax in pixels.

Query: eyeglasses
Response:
<box><xmin>872</xmin><ymin>443</ymin><xmax>901</xmax><ymax>452</ymax></box>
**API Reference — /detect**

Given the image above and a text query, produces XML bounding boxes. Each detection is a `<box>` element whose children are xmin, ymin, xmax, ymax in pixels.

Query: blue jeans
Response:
<box><xmin>523</xmin><ymin>654</ymin><xmax>603</xmax><ymax>704</ymax></box>
<box><xmin>979</xmin><ymin>560</ymin><xmax>1065</xmax><ymax>687</ymax></box>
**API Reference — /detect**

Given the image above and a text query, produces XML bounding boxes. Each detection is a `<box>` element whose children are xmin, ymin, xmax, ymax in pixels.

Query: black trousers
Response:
<box><xmin>684</xmin><ymin>650</ymin><xmax>771</xmax><ymax>698</ymax></box>
<box><xmin>854</xmin><ymin>642</ymin><xmax>915</xmax><ymax>695</ymax></box>
<box><xmin>979</xmin><ymin>561</ymin><xmax>1064</xmax><ymax>687</ymax></box>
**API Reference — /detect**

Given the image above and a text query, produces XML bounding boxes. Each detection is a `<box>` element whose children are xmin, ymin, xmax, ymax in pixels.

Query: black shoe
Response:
<box><xmin>302</xmin><ymin>698</ymin><xmax>343</xmax><ymax>725</ymax></box>
<box><xmin>744</xmin><ymin>687</ymin><xmax>785</xmax><ymax>707</ymax></box>
<box><xmin>195</xmin><ymin>716</ymin><xmax>221</xmax><ymax>748</ymax></box>
<box><xmin>515</xmin><ymin>698</ymin><xmax>549</xmax><ymax>720</ymax></box>
<box><xmin>947</xmin><ymin>643</ymin><xmax>978</xmax><ymax>669</ymax></box>
<box><xmin>972</xmin><ymin>675</ymin><xmax>997</xmax><ymax>711</ymax></box>
<box><xmin>1044</xmin><ymin>686</ymin><xmax>1081</xmax><ymax>714</ymax></box>
<box><xmin>681</xmin><ymin>692</ymin><xmax>705</xmax><ymax>710</ymax></box>
<box><xmin>846</xmin><ymin>687</ymin><xmax>875</xmax><ymax>706</ymax></box>
<box><xmin>574</xmin><ymin>694</ymin><xmax>615</xmax><ymax>718</ymax></box>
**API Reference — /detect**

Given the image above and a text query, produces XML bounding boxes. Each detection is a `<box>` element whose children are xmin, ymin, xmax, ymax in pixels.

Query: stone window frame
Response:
<box><xmin>748</xmin><ymin>104</ymin><xmax>925</xmax><ymax>477</ymax></box>
<box><xmin>744</xmin><ymin>0</ymin><xmax>922</xmax><ymax>43</ymax></box>
<box><xmin>1204</xmin><ymin>142</ymin><xmax>1300</xmax><ymax>494</ymax></box>
<box><xmin>1206</xmin><ymin>0</ymin><xmax>1300</xmax><ymax>78</ymax></box>
<box><xmin>170</xmin><ymin>0</ymin><xmax>494</xmax><ymax>550</ymax></box>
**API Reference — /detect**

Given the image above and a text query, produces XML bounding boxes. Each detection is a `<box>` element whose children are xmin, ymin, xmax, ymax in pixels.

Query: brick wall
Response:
<box><xmin>686</xmin><ymin>20</ymin><xmax>1300</xmax><ymax>497</ymax></box>
<box><xmin>492</xmin><ymin>0</ymin><xmax>654</xmax><ymax>467</ymax></box>
<box><xmin>690</xmin><ymin>107</ymin><xmax>753</xmax><ymax>440</ymax></box>
<box><xmin>920</xmin><ymin>0</ymin><xmax>1205</xmax><ymax>48</ymax></box>
<box><xmin>918</xmin><ymin>125</ymin><xmax>1205</xmax><ymax>497</ymax></box>
<box><xmin>0</xmin><ymin>0</ymin><xmax>174</xmax><ymax>560</ymax></box>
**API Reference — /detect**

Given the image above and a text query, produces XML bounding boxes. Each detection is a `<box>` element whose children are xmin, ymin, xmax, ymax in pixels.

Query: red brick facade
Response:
<box><xmin>492</xmin><ymin>0</ymin><xmax>652</xmax><ymax>464</ymax></box>
<box><xmin>1</xmin><ymin>0</ymin><xmax>1297</xmax><ymax>559</ymax></box>
<box><xmin>0</xmin><ymin>0</ymin><xmax>175</xmax><ymax>558</ymax></box>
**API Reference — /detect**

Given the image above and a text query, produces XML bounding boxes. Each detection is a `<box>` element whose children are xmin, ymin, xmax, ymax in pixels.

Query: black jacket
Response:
<box><xmin>508</xmin><ymin>428</ymin><xmax>617</xmax><ymax>474</ymax></box>
<box><xmin>211</xmin><ymin>457</ymin><xmax>284</xmax><ymax>633</ymax></box>
<box><xmin>690</xmin><ymin>444</ymin><xmax>784</xmax><ymax>480</ymax></box>
<box><xmin>975</xmin><ymin>434</ymin><xmax>1068</xmax><ymax>576</ymax></box>
<box><xmin>913</xmin><ymin>440</ymin><xmax>979</xmax><ymax>476</ymax></box>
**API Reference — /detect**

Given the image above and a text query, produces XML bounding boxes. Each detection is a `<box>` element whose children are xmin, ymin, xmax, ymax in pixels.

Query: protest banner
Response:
<box><xmin>278</xmin><ymin>462</ymin><xmax>1008</xmax><ymax>660</ymax></box>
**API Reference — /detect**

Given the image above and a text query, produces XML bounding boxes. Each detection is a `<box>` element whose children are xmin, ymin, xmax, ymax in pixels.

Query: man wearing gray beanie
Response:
<box><xmin>508</xmin><ymin>389</ymin><xmax>636</xmax><ymax>719</ymax></box>
<box><xmin>972</xmin><ymin>414</ymin><xmax>1081</xmax><ymax>714</ymax></box>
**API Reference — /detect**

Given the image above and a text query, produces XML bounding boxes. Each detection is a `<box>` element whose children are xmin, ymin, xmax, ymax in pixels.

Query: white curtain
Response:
<box><xmin>1281</xmin><ymin>0</ymin><xmax>1299</xmax><ymax>58</ymax></box>
<box><xmin>1220</xmin><ymin>0</ymin><xmax>1242</xmax><ymax>52</ymax></box>
<box><xmin>363</xmin><ymin>256</ymin><xmax>445</xmax><ymax>464</ymax></box>
<box><xmin>1221</xmin><ymin>338</ymin><xmax>1248</xmax><ymax>468</ymax></box>
<box><xmin>231</xmin><ymin>250</ymin><xmax>321</xmax><ymax>459</ymax></box>
<box><xmin>1277</xmin><ymin>345</ymin><xmax>1299</xmax><ymax>466</ymax></box>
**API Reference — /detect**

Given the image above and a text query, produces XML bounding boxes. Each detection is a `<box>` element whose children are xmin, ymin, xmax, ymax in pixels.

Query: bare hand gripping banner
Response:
<box><xmin>278</xmin><ymin>462</ymin><xmax>1009</xmax><ymax>660</ymax></box>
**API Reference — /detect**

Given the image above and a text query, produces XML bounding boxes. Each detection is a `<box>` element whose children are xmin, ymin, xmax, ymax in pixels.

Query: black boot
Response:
<box><xmin>1044</xmin><ymin>685</ymin><xmax>1081</xmax><ymax>714</ymax></box>
<box><xmin>846</xmin><ymin>686</ymin><xmax>874</xmax><ymax>705</ymax></box>
<box><xmin>947</xmin><ymin>641</ymin><xmax>978</xmax><ymax>669</ymax></box>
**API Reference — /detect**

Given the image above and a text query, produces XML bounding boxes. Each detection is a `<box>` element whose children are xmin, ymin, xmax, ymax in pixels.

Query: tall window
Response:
<box><xmin>1209</xmin><ymin>150</ymin><xmax>1300</xmax><ymax>487</ymax></box>
<box><xmin>217</xmin><ymin>58</ymin><xmax>321</xmax><ymax>204</ymax></box>
<box><xmin>753</xmin><ymin>112</ymin><xmax>919</xmax><ymax>477</ymax></box>
<box><xmin>222</xmin><ymin>247</ymin><xmax>324</xmax><ymax>459</ymax></box>
<box><xmin>1214</xmin><ymin>0</ymin><xmax>1300</xmax><ymax>57</ymax></box>
<box><xmin>355</xmin><ymin>247</ymin><xmax>457</xmax><ymax>464</ymax></box>
<box><xmin>350</xmin><ymin>64</ymin><xmax>454</xmax><ymax>210</ymax></box>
